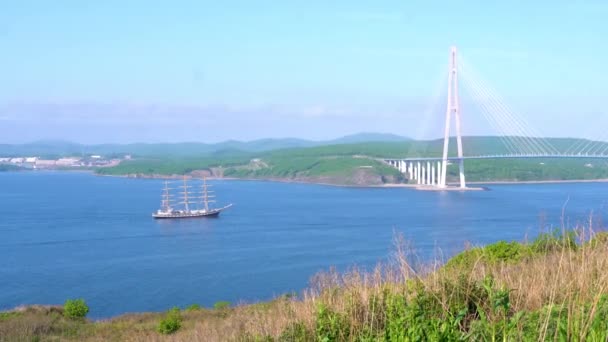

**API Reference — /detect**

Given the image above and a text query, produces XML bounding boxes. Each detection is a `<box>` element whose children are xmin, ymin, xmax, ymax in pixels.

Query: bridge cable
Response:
<box><xmin>458</xmin><ymin>73</ymin><xmax>519</xmax><ymax>154</ymax></box>
<box><xmin>458</xmin><ymin>61</ymin><xmax>535</xmax><ymax>154</ymax></box>
<box><xmin>458</xmin><ymin>57</ymin><xmax>558</xmax><ymax>155</ymax></box>
<box><xmin>459</xmin><ymin>55</ymin><xmax>558</xmax><ymax>155</ymax></box>
<box><xmin>462</xmin><ymin>73</ymin><xmax>540</xmax><ymax>154</ymax></box>
<box><xmin>459</xmin><ymin>61</ymin><xmax>550</xmax><ymax>155</ymax></box>
<box><xmin>574</xmin><ymin>134</ymin><xmax>608</xmax><ymax>155</ymax></box>
<box><xmin>460</xmin><ymin>59</ymin><xmax>555</xmax><ymax>155</ymax></box>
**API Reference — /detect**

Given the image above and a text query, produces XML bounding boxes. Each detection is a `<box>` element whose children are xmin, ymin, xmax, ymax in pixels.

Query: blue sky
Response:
<box><xmin>0</xmin><ymin>0</ymin><xmax>607</xmax><ymax>143</ymax></box>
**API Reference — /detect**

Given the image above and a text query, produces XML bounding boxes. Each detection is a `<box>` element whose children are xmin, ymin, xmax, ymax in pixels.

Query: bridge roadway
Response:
<box><xmin>383</xmin><ymin>154</ymin><xmax>608</xmax><ymax>163</ymax></box>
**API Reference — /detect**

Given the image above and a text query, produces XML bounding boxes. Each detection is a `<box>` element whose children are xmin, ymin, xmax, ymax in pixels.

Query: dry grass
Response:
<box><xmin>2</xmin><ymin>226</ymin><xmax>608</xmax><ymax>341</ymax></box>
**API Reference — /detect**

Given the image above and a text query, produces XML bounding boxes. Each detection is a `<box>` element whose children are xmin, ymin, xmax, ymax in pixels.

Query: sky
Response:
<box><xmin>0</xmin><ymin>0</ymin><xmax>607</xmax><ymax>144</ymax></box>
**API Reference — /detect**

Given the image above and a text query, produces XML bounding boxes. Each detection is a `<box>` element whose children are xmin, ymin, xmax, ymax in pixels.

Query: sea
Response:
<box><xmin>1</xmin><ymin>171</ymin><xmax>607</xmax><ymax>318</ymax></box>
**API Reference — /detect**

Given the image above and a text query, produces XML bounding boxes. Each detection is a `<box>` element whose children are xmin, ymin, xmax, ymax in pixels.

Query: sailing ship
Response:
<box><xmin>152</xmin><ymin>176</ymin><xmax>232</xmax><ymax>219</ymax></box>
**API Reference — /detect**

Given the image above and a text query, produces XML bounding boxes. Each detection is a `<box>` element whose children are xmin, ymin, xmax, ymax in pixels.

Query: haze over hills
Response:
<box><xmin>0</xmin><ymin>133</ymin><xmax>411</xmax><ymax>157</ymax></box>
<box><xmin>2</xmin><ymin>134</ymin><xmax>604</xmax><ymax>159</ymax></box>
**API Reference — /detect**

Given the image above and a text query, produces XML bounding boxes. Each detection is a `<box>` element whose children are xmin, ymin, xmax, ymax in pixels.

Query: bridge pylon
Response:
<box><xmin>440</xmin><ymin>46</ymin><xmax>466</xmax><ymax>188</ymax></box>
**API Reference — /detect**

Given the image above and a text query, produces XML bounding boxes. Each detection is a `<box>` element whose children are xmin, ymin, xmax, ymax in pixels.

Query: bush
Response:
<box><xmin>588</xmin><ymin>231</ymin><xmax>608</xmax><ymax>248</ymax></box>
<box><xmin>444</xmin><ymin>247</ymin><xmax>483</xmax><ymax>269</ymax></box>
<box><xmin>483</xmin><ymin>241</ymin><xmax>530</xmax><ymax>263</ymax></box>
<box><xmin>0</xmin><ymin>311</ymin><xmax>22</xmax><ymax>320</ymax></box>
<box><xmin>157</xmin><ymin>307</ymin><xmax>182</xmax><ymax>334</ymax></box>
<box><xmin>532</xmin><ymin>229</ymin><xmax>577</xmax><ymax>253</ymax></box>
<box><xmin>185</xmin><ymin>303</ymin><xmax>201</xmax><ymax>311</ymax></box>
<box><xmin>445</xmin><ymin>241</ymin><xmax>530</xmax><ymax>269</ymax></box>
<box><xmin>213</xmin><ymin>301</ymin><xmax>231</xmax><ymax>310</ymax></box>
<box><xmin>63</xmin><ymin>299</ymin><xmax>89</xmax><ymax>319</ymax></box>
<box><xmin>315</xmin><ymin>304</ymin><xmax>349</xmax><ymax>341</ymax></box>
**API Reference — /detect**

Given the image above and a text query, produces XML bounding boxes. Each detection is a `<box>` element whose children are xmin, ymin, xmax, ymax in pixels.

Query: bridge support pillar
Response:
<box><xmin>431</xmin><ymin>164</ymin><xmax>435</xmax><ymax>185</ymax></box>
<box><xmin>408</xmin><ymin>162</ymin><xmax>413</xmax><ymax>180</ymax></box>
<box><xmin>420</xmin><ymin>164</ymin><xmax>426</xmax><ymax>185</ymax></box>
<box><xmin>436</xmin><ymin>161</ymin><xmax>441</xmax><ymax>187</ymax></box>
<box><xmin>458</xmin><ymin>159</ymin><xmax>466</xmax><ymax>188</ymax></box>
<box><xmin>440</xmin><ymin>161</ymin><xmax>446</xmax><ymax>187</ymax></box>
<box><xmin>417</xmin><ymin>162</ymin><xmax>421</xmax><ymax>184</ymax></box>
<box><xmin>426</xmin><ymin>162</ymin><xmax>431</xmax><ymax>185</ymax></box>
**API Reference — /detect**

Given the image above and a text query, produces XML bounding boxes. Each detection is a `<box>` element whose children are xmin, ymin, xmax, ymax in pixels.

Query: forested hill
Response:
<box><xmin>0</xmin><ymin>133</ymin><xmax>410</xmax><ymax>158</ymax></box>
<box><xmin>95</xmin><ymin>136</ymin><xmax>608</xmax><ymax>185</ymax></box>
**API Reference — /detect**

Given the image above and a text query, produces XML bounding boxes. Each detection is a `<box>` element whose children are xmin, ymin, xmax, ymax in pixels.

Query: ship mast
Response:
<box><xmin>201</xmin><ymin>176</ymin><xmax>216</xmax><ymax>211</ymax></box>
<box><xmin>203</xmin><ymin>177</ymin><xmax>209</xmax><ymax>211</ymax></box>
<box><xmin>180</xmin><ymin>176</ymin><xmax>191</xmax><ymax>212</ymax></box>
<box><xmin>161</xmin><ymin>180</ymin><xmax>172</xmax><ymax>211</ymax></box>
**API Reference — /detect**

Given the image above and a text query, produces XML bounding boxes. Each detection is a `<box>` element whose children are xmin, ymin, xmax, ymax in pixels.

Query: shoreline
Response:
<box><xmin>13</xmin><ymin>169</ymin><xmax>608</xmax><ymax>187</ymax></box>
<box><xmin>92</xmin><ymin>171</ymin><xmax>608</xmax><ymax>188</ymax></box>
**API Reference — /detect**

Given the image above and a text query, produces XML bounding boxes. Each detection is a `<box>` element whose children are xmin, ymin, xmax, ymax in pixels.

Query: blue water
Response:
<box><xmin>1</xmin><ymin>171</ymin><xmax>607</xmax><ymax>318</ymax></box>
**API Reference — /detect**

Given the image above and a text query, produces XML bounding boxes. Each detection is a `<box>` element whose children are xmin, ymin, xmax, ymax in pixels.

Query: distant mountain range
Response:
<box><xmin>0</xmin><ymin>133</ymin><xmax>411</xmax><ymax>157</ymax></box>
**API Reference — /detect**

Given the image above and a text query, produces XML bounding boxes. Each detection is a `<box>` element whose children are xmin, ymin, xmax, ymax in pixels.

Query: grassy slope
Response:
<box><xmin>96</xmin><ymin>137</ymin><xmax>608</xmax><ymax>184</ymax></box>
<box><xmin>2</xmin><ymin>229</ymin><xmax>607</xmax><ymax>341</ymax></box>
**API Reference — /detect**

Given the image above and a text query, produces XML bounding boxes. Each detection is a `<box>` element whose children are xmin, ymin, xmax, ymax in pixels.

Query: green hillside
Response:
<box><xmin>96</xmin><ymin>136</ymin><xmax>608</xmax><ymax>185</ymax></box>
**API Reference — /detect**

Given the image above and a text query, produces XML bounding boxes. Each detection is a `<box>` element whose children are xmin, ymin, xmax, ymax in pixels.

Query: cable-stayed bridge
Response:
<box><xmin>384</xmin><ymin>47</ymin><xmax>608</xmax><ymax>189</ymax></box>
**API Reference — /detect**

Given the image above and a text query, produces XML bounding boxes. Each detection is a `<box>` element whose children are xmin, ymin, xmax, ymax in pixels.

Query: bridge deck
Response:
<box><xmin>384</xmin><ymin>154</ymin><xmax>608</xmax><ymax>162</ymax></box>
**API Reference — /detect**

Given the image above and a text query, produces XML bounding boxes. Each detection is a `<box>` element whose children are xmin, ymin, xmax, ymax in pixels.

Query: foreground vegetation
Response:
<box><xmin>2</xmin><ymin>227</ymin><xmax>608</xmax><ymax>341</ymax></box>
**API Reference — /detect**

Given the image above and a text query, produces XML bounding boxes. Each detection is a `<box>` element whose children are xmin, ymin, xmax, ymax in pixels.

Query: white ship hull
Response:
<box><xmin>152</xmin><ymin>205</ymin><xmax>232</xmax><ymax>219</ymax></box>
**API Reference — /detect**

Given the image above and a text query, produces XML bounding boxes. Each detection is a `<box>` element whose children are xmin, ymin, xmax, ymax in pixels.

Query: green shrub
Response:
<box><xmin>588</xmin><ymin>231</ymin><xmax>608</xmax><ymax>248</ymax></box>
<box><xmin>63</xmin><ymin>299</ymin><xmax>89</xmax><ymax>319</ymax></box>
<box><xmin>315</xmin><ymin>304</ymin><xmax>349</xmax><ymax>341</ymax></box>
<box><xmin>383</xmin><ymin>289</ymin><xmax>464</xmax><ymax>341</ymax></box>
<box><xmin>531</xmin><ymin>228</ymin><xmax>577</xmax><ymax>253</ymax></box>
<box><xmin>213</xmin><ymin>301</ymin><xmax>231</xmax><ymax>310</ymax></box>
<box><xmin>588</xmin><ymin>295</ymin><xmax>608</xmax><ymax>340</ymax></box>
<box><xmin>483</xmin><ymin>241</ymin><xmax>530</xmax><ymax>263</ymax></box>
<box><xmin>0</xmin><ymin>311</ymin><xmax>22</xmax><ymax>320</ymax></box>
<box><xmin>440</xmin><ymin>275</ymin><xmax>488</xmax><ymax>321</ymax></box>
<box><xmin>157</xmin><ymin>307</ymin><xmax>182</xmax><ymax>334</ymax></box>
<box><xmin>445</xmin><ymin>240</ymin><xmax>530</xmax><ymax>270</ymax></box>
<box><xmin>185</xmin><ymin>303</ymin><xmax>201</xmax><ymax>311</ymax></box>
<box><xmin>365</xmin><ymin>291</ymin><xmax>386</xmax><ymax>331</ymax></box>
<box><xmin>444</xmin><ymin>247</ymin><xmax>483</xmax><ymax>269</ymax></box>
<box><xmin>384</xmin><ymin>293</ymin><xmax>408</xmax><ymax>340</ymax></box>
